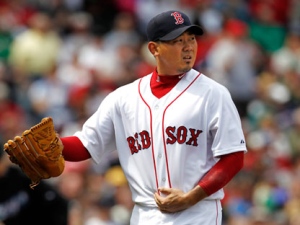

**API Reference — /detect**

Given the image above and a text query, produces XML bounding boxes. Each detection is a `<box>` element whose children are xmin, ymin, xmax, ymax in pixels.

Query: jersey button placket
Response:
<box><xmin>152</xmin><ymin>101</ymin><xmax>166</xmax><ymax>187</ymax></box>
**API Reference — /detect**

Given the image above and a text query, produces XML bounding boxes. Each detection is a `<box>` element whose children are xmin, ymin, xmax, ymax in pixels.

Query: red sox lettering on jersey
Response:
<box><xmin>127</xmin><ymin>127</ymin><xmax>203</xmax><ymax>155</ymax></box>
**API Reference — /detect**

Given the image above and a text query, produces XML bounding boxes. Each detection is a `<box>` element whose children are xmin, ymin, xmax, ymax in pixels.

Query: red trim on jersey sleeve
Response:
<box><xmin>198</xmin><ymin>151</ymin><xmax>244</xmax><ymax>196</ymax></box>
<box><xmin>61</xmin><ymin>136</ymin><xmax>91</xmax><ymax>161</ymax></box>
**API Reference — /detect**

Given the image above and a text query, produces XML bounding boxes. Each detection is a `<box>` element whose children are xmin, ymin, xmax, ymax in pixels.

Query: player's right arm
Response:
<box><xmin>60</xmin><ymin>136</ymin><xmax>91</xmax><ymax>161</ymax></box>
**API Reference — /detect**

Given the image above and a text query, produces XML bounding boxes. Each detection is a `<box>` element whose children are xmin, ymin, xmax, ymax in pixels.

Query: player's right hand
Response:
<box><xmin>154</xmin><ymin>187</ymin><xmax>190</xmax><ymax>213</ymax></box>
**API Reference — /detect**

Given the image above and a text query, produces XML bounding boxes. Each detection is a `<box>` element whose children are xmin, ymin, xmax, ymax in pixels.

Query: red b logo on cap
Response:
<box><xmin>171</xmin><ymin>12</ymin><xmax>184</xmax><ymax>25</ymax></box>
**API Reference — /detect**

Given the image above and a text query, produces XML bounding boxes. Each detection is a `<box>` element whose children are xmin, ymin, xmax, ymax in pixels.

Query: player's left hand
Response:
<box><xmin>3</xmin><ymin>117</ymin><xmax>65</xmax><ymax>189</ymax></box>
<box><xmin>154</xmin><ymin>187</ymin><xmax>193</xmax><ymax>213</ymax></box>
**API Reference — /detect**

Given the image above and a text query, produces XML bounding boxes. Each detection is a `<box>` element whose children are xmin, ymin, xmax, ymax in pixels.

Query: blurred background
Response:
<box><xmin>0</xmin><ymin>0</ymin><xmax>300</xmax><ymax>225</ymax></box>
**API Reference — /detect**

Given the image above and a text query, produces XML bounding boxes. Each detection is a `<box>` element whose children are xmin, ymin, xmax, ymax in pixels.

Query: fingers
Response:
<box><xmin>4</xmin><ymin>137</ymin><xmax>24</xmax><ymax>164</ymax></box>
<box><xmin>155</xmin><ymin>187</ymin><xmax>172</xmax><ymax>200</ymax></box>
<box><xmin>154</xmin><ymin>187</ymin><xmax>188</xmax><ymax>213</ymax></box>
<box><xmin>154</xmin><ymin>191</ymin><xmax>163</xmax><ymax>205</ymax></box>
<box><xmin>154</xmin><ymin>188</ymin><xmax>172</xmax><ymax>212</ymax></box>
<box><xmin>158</xmin><ymin>187</ymin><xmax>171</xmax><ymax>193</ymax></box>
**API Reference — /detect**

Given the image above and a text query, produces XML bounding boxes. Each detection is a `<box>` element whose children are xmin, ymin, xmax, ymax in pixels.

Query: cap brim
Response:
<box><xmin>159</xmin><ymin>25</ymin><xmax>203</xmax><ymax>41</ymax></box>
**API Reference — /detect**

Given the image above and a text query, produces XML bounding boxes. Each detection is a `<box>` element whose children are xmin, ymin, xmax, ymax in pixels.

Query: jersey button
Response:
<box><xmin>158</xmin><ymin>153</ymin><xmax>162</xmax><ymax>158</ymax></box>
<box><xmin>154</xmin><ymin>105</ymin><xmax>159</xmax><ymax>109</ymax></box>
<box><xmin>162</xmin><ymin>178</ymin><xmax>166</xmax><ymax>182</ymax></box>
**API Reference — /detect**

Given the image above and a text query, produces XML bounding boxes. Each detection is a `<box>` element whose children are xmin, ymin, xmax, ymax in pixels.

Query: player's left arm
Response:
<box><xmin>60</xmin><ymin>136</ymin><xmax>91</xmax><ymax>161</ymax></box>
<box><xmin>154</xmin><ymin>151</ymin><xmax>244</xmax><ymax>213</ymax></box>
<box><xmin>197</xmin><ymin>151</ymin><xmax>244</xmax><ymax>197</ymax></box>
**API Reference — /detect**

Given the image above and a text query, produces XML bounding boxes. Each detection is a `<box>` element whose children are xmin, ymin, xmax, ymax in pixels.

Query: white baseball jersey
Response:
<box><xmin>75</xmin><ymin>68</ymin><xmax>247</xmax><ymax>218</ymax></box>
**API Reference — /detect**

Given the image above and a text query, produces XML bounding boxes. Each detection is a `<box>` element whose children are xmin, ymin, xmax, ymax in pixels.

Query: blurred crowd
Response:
<box><xmin>0</xmin><ymin>0</ymin><xmax>300</xmax><ymax>224</ymax></box>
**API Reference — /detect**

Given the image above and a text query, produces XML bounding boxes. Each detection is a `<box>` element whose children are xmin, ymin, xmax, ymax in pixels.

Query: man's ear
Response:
<box><xmin>148</xmin><ymin>42</ymin><xmax>159</xmax><ymax>56</ymax></box>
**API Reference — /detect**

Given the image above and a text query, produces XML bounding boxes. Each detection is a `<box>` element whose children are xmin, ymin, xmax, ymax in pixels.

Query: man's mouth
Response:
<box><xmin>183</xmin><ymin>56</ymin><xmax>192</xmax><ymax>60</ymax></box>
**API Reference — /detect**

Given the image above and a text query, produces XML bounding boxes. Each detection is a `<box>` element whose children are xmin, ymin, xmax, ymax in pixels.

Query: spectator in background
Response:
<box><xmin>26</xmin><ymin>64</ymin><xmax>73</xmax><ymax>128</ymax></box>
<box><xmin>101</xmin><ymin>12</ymin><xmax>142</xmax><ymax>87</ymax></box>
<box><xmin>0</xmin><ymin>26</ymin><xmax>13</xmax><ymax>63</ymax></box>
<box><xmin>205</xmin><ymin>18</ymin><xmax>261</xmax><ymax>117</ymax></box>
<box><xmin>269</xmin><ymin>29</ymin><xmax>300</xmax><ymax>108</ymax></box>
<box><xmin>57</xmin><ymin>12</ymin><xmax>93</xmax><ymax>65</ymax></box>
<box><xmin>286</xmin><ymin>107</ymin><xmax>300</xmax><ymax>158</ymax></box>
<box><xmin>56</xmin><ymin>160</ymin><xmax>90</xmax><ymax>225</ymax></box>
<box><xmin>270</xmin><ymin>29</ymin><xmax>300</xmax><ymax>77</ymax></box>
<box><xmin>0</xmin><ymin>145</ymin><xmax>69</xmax><ymax>225</ymax></box>
<box><xmin>56</xmin><ymin>51</ymin><xmax>93</xmax><ymax>90</ymax></box>
<box><xmin>83</xmin><ymin>165</ymin><xmax>133</xmax><ymax>225</ymax></box>
<box><xmin>103</xmin><ymin>12</ymin><xmax>141</xmax><ymax>54</ymax></box>
<box><xmin>248</xmin><ymin>1</ymin><xmax>287</xmax><ymax>54</ymax></box>
<box><xmin>82</xmin><ymin>0</ymin><xmax>119</xmax><ymax>35</ymax></box>
<box><xmin>0</xmin><ymin>0</ymin><xmax>37</xmax><ymax>36</ymax></box>
<box><xmin>8</xmin><ymin>12</ymin><xmax>61</xmax><ymax>80</ymax></box>
<box><xmin>77</xmin><ymin>28</ymin><xmax>116</xmax><ymax>85</ymax></box>
<box><xmin>192</xmin><ymin>0</ymin><xmax>223</xmax><ymax>70</ymax></box>
<box><xmin>0</xmin><ymin>63</ymin><xmax>27</xmax><ymax>144</ymax></box>
<box><xmin>284</xmin><ymin>176</ymin><xmax>300</xmax><ymax>225</ymax></box>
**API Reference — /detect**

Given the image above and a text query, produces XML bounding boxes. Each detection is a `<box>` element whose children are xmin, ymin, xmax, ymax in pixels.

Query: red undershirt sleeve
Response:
<box><xmin>61</xmin><ymin>136</ymin><xmax>91</xmax><ymax>162</ymax></box>
<box><xmin>198</xmin><ymin>151</ymin><xmax>244</xmax><ymax>196</ymax></box>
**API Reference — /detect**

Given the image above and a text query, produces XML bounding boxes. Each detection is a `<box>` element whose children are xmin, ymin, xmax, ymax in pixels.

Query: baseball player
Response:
<box><xmin>57</xmin><ymin>10</ymin><xmax>247</xmax><ymax>224</ymax></box>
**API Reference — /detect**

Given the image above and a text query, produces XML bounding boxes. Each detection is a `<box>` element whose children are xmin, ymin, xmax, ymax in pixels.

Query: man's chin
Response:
<box><xmin>179</xmin><ymin>67</ymin><xmax>192</xmax><ymax>73</ymax></box>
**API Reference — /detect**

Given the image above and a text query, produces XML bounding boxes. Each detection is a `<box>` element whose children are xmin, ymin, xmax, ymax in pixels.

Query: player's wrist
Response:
<box><xmin>185</xmin><ymin>185</ymin><xmax>208</xmax><ymax>206</ymax></box>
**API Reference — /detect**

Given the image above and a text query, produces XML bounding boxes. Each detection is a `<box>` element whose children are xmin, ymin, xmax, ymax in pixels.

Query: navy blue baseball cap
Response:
<box><xmin>147</xmin><ymin>10</ymin><xmax>204</xmax><ymax>42</ymax></box>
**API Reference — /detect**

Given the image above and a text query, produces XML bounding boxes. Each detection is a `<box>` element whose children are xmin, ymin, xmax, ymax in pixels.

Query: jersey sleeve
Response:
<box><xmin>74</xmin><ymin>91</ymin><xmax>118</xmax><ymax>164</ymax></box>
<box><xmin>208</xmin><ymin>85</ymin><xmax>247</xmax><ymax>157</ymax></box>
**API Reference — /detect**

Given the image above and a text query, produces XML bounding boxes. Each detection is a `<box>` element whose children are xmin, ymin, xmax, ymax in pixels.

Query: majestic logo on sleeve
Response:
<box><xmin>127</xmin><ymin>126</ymin><xmax>203</xmax><ymax>154</ymax></box>
<box><xmin>171</xmin><ymin>12</ymin><xmax>184</xmax><ymax>25</ymax></box>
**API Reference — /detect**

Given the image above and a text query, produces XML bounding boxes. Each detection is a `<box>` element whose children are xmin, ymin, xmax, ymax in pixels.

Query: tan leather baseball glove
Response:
<box><xmin>3</xmin><ymin>117</ymin><xmax>65</xmax><ymax>189</ymax></box>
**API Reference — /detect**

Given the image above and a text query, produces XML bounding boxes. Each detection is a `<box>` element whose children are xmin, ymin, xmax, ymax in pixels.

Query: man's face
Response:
<box><xmin>155</xmin><ymin>31</ymin><xmax>198</xmax><ymax>75</ymax></box>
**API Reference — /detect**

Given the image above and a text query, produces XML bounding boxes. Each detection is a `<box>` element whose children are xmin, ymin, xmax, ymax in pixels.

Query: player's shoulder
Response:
<box><xmin>190</xmin><ymin>69</ymin><xmax>230</xmax><ymax>95</ymax></box>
